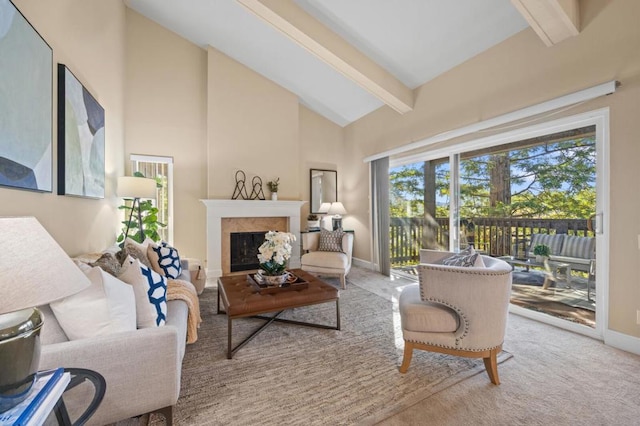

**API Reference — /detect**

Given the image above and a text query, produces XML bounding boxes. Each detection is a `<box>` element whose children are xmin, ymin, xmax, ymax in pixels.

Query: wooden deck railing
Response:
<box><xmin>390</xmin><ymin>217</ymin><xmax>593</xmax><ymax>266</ymax></box>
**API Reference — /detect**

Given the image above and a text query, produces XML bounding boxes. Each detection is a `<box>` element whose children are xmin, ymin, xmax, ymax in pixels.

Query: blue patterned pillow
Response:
<box><xmin>139</xmin><ymin>263</ymin><xmax>167</xmax><ymax>326</ymax></box>
<box><xmin>148</xmin><ymin>241</ymin><xmax>182</xmax><ymax>279</ymax></box>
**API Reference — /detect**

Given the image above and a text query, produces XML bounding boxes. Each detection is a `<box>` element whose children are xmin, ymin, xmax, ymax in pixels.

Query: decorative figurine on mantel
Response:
<box><xmin>267</xmin><ymin>178</ymin><xmax>279</xmax><ymax>200</ymax></box>
<box><xmin>231</xmin><ymin>170</ymin><xmax>249</xmax><ymax>200</ymax></box>
<box><xmin>249</xmin><ymin>176</ymin><xmax>265</xmax><ymax>200</ymax></box>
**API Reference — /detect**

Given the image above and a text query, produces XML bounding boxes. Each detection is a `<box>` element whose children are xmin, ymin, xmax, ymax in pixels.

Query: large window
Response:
<box><xmin>130</xmin><ymin>154</ymin><xmax>174</xmax><ymax>243</ymax></box>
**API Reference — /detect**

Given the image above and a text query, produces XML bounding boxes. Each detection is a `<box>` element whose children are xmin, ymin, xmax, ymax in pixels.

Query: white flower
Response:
<box><xmin>257</xmin><ymin>231</ymin><xmax>296</xmax><ymax>267</ymax></box>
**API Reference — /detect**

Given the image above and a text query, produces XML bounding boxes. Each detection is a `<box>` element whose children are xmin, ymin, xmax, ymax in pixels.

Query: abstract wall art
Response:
<box><xmin>57</xmin><ymin>64</ymin><xmax>105</xmax><ymax>198</ymax></box>
<box><xmin>0</xmin><ymin>0</ymin><xmax>53</xmax><ymax>192</ymax></box>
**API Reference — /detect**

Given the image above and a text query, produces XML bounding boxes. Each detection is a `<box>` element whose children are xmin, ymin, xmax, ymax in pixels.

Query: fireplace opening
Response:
<box><xmin>230</xmin><ymin>231</ymin><xmax>266</xmax><ymax>272</ymax></box>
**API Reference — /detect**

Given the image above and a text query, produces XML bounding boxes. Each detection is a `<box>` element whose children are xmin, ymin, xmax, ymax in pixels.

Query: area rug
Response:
<box><xmin>155</xmin><ymin>279</ymin><xmax>512</xmax><ymax>425</ymax></box>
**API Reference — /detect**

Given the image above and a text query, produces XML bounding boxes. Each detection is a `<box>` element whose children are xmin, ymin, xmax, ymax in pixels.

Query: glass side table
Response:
<box><xmin>53</xmin><ymin>368</ymin><xmax>106</xmax><ymax>426</ymax></box>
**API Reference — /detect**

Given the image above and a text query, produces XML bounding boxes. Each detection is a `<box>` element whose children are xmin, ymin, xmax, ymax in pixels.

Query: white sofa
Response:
<box><xmin>38</xmin><ymin>260</ymin><xmax>192</xmax><ymax>425</ymax></box>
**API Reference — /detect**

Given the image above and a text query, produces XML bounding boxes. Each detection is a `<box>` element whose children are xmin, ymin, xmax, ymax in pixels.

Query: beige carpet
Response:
<box><xmin>153</xmin><ymin>277</ymin><xmax>511</xmax><ymax>425</ymax></box>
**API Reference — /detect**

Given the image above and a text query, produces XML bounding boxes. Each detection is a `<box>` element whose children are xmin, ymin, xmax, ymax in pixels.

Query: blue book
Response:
<box><xmin>0</xmin><ymin>368</ymin><xmax>68</xmax><ymax>426</ymax></box>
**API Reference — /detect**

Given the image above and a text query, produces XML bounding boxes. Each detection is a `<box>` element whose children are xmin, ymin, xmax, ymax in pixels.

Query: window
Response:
<box><xmin>130</xmin><ymin>154</ymin><xmax>174</xmax><ymax>243</ymax></box>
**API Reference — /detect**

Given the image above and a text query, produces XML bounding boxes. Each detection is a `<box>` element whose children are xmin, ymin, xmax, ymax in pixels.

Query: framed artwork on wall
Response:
<box><xmin>0</xmin><ymin>0</ymin><xmax>53</xmax><ymax>192</ymax></box>
<box><xmin>57</xmin><ymin>63</ymin><xmax>105</xmax><ymax>198</ymax></box>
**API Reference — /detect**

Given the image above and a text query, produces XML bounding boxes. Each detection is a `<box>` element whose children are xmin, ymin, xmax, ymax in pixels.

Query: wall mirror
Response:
<box><xmin>310</xmin><ymin>169</ymin><xmax>337</xmax><ymax>213</ymax></box>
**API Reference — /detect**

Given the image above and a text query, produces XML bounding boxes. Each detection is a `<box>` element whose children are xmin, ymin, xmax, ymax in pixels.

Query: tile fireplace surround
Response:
<box><xmin>201</xmin><ymin>199</ymin><xmax>306</xmax><ymax>278</ymax></box>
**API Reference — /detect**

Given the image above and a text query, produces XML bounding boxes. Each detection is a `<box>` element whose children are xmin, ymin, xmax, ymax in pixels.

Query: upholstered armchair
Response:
<box><xmin>398</xmin><ymin>249</ymin><xmax>512</xmax><ymax>384</ymax></box>
<box><xmin>300</xmin><ymin>231</ymin><xmax>354</xmax><ymax>289</ymax></box>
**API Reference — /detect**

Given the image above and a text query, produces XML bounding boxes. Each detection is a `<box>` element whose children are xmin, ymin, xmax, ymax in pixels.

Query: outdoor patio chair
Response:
<box><xmin>398</xmin><ymin>249</ymin><xmax>512</xmax><ymax>384</ymax></box>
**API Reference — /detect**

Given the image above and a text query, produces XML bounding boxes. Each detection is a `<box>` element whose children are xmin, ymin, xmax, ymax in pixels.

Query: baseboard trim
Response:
<box><xmin>352</xmin><ymin>257</ymin><xmax>374</xmax><ymax>270</ymax></box>
<box><xmin>605</xmin><ymin>329</ymin><xmax>640</xmax><ymax>356</ymax></box>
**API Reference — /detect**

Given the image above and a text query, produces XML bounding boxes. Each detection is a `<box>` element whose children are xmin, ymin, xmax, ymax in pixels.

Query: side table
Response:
<box><xmin>54</xmin><ymin>368</ymin><xmax>106</xmax><ymax>426</ymax></box>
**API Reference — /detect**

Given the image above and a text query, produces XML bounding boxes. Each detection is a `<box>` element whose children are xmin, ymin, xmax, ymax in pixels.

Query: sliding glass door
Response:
<box><xmin>389</xmin><ymin>109</ymin><xmax>608</xmax><ymax>339</ymax></box>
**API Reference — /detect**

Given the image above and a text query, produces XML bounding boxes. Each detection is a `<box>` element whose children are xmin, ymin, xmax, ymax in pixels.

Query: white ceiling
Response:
<box><xmin>125</xmin><ymin>0</ymin><xmax>529</xmax><ymax>127</ymax></box>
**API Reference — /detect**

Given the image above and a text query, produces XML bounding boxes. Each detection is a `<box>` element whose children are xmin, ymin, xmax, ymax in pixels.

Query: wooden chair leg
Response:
<box><xmin>399</xmin><ymin>341</ymin><xmax>414</xmax><ymax>373</ymax></box>
<box><xmin>483</xmin><ymin>348</ymin><xmax>500</xmax><ymax>385</ymax></box>
<box><xmin>340</xmin><ymin>274</ymin><xmax>346</xmax><ymax>289</ymax></box>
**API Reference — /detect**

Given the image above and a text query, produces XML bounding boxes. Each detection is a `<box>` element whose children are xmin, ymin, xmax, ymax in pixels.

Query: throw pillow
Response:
<box><xmin>317</xmin><ymin>229</ymin><xmax>345</xmax><ymax>252</ymax></box>
<box><xmin>437</xmin><ymin>246</ymin><xmax>481</xmax><ymax>267</ymax></box>
<box><xmin>121</xmin><ymin>237</ymin><xmax>154</xmax><ymax>269</ymax></box>
<box><xmin>118</xmin><ymin>256</ymin><xmax>167</xmax><ymax>327</ymax></box>
<box><xmin>89</xmin><ymin>252</ymin><xmax>122</xmax><ymax>277</ymax></box>
<box><xmin>147</xmin><ymin>241</ymin><xmax>183</xmax><ymax>279</ymax></box>
<box><xmin>50</xmin><ymin>266</ymin><xmax>136</xmax><ymax>340</ymax></box>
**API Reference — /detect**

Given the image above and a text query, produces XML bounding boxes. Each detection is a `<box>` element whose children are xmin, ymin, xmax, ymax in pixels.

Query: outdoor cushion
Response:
<box><xmin>528</xmin><ymin>234</ymin><xmax>565</xmax><ymax>256</ymax></box>
<box><xmin>560</xmin><ymin>235</ymin><xmax>595</xmax><ymax>259</ymax></box>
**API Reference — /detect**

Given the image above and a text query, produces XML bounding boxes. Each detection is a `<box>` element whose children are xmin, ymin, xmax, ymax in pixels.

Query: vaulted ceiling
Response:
<box><xmin>125</xmin><ymin>0</ymin><xmax>579</xmax><ymax>127</ymax></box>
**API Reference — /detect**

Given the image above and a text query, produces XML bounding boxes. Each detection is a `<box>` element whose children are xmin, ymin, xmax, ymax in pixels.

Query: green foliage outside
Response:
<box><xmin>116</xmin><ymin>172</ymin><xmax>166</xmax><ymax>244</ymax></box>
<box><xmin>390</xmin><ymin>135</ymin><xmax>596</xmax><ymax>220</ymax></box>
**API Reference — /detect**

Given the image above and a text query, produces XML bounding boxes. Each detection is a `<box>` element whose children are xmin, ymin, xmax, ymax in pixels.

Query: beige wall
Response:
<box><xmin>207</xmin><ymin>47</ymin><xmax>300</xmax><ymax>200</ymax></box>
<box><xmin>298</xmin><ymin>105</ymin><xmax>344</xmax><ymax>221</ymax></box>
<box><xmin>124</xmin><ymin>10</ymin><xmax>208</xmax><ymax>261</ymax></box>
<box><xmin>344</xmin><ymin>0</ymin><xmax>640</xmax><ymax>337</ymax></box>
<box><xmin>1</xmin><ymin>0</ymin><xmax>126</xmax><ymax>256</ymax></box>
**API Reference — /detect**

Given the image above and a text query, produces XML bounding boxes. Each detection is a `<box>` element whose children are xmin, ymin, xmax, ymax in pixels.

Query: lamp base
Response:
<box><xmin>0</xmin><ymin>308</ymin><xmax>43</xmax><ymax>413</ymax></box>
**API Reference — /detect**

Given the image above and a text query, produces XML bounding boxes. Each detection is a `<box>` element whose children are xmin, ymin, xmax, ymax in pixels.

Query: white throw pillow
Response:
<box><xmin>118</xmin><ymin>256</ymin><xmax>167</xmax><ymax>328</ymax></box>
<box><xmin>50</xmin><ymin>267</ymin><xmax>136</xmax><ymax>341</ymax></box>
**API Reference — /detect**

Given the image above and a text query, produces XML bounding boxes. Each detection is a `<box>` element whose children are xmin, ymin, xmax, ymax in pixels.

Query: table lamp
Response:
<box><xmin>117</xmin><ymin>176</ymin><xmax>157</xmax><ymax>242</ymax></box>
<box><xmin>0</xmin><ymin>217</ymin><xmax>91</xmax><ymax>412</ymax></box>
<box><xmin>327</xmin><ymin>202</ymin><xmax>347</xmax><ymax>230</ymax></box>
<box><xmin>318</xmin><ymin>202</ymin><xmax>332</xmax><ymax>230</ymax></box>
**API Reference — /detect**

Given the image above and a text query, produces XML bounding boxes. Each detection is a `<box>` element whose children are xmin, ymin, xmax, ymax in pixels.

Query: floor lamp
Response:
<box><xmin>0</xmin><ymin>217</ymin><xmax>90</xmax><ymax>412</ymax></box>
<box><xmin>117</xmin><ymin>176</ymin><xmax>158</xmax><ymax>242</ymax></box>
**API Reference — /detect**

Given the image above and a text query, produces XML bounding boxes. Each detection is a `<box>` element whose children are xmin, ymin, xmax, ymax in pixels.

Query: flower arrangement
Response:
<box><xmin>257</xmin><ymin>230</ymin><xmax>296</xmax><ymax>276</ymax></box>
<box><xmin>267</xmin><ymin>178</ymin><xmax>279</xmax><ymax>193</ymax></box>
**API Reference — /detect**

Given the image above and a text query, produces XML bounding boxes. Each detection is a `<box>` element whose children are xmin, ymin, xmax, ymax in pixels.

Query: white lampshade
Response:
<box><xmin>117</xmin><ymin>176</ymin><xmax>157</xmax><ymax>199</ymax></box>
<box><xmin>327</xmin><ymin>202</ymin><xmax>347</xmax><ymax>216</ymax></box>
<box><xmin>0</xmin><ymin>217</ymin><xmax>91</xmax><ymax>315</ymax></box>
<box><xmin>318</xmin><ymin>202</ymin><xmax>332</xmax><ymax>214</ymax></box>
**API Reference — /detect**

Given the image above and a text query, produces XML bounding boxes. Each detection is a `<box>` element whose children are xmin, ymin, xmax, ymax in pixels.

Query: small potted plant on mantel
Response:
<box><xmin>307</xmin><ymin>214</ymin><xmax>320</xmax><ymax>230</ymax></box>
<box><xmin>533</xmin><ymin>244</ymin><xmax>551</xmax><ymax>263</ymax></box>
<box><xmin>267</xmin><ymin>178</ymin><xmax>279</xmax><ymax>200</ymax></box>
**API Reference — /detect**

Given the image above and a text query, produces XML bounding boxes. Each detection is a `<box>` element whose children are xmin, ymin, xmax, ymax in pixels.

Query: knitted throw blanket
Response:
<box><xmin>167</xmin><ymin>279</ymin><xmax>202</xmax><ymax>344</ymax></box>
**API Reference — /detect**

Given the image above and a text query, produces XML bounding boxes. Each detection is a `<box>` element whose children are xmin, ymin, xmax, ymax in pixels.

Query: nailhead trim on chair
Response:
<box><xmin>417</xmin><ymin>264</ymin><xmax>511</xmax><ymax>350</ymax></box>
<box><xmin>404</xmin><ymin>338</ymin><xmax>502</xmax><ymax>353</ymax></box>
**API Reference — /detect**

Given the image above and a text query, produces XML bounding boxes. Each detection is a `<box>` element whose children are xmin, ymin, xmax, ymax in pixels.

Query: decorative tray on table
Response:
<box><xmin>247</xmin><ymin>272</ymin><xmax>309</xmax><ymax>294</ymax></box>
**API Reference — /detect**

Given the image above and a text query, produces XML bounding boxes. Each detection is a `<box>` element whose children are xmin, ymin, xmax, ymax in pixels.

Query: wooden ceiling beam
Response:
<box><xmin>511</xmin><ymin>0</ymin><xmax>580</xmax><ymax>46</ymax></box>
<box><xmin>237</xmin><ymin>0</ymin><xmax>414</xmax><ymax>114</ymax></box>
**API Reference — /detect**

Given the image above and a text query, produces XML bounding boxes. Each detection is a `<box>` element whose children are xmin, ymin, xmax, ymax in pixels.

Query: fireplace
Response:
<box><xmin>201</xmin><ymin>200</ymin><xmax>306</xmax><ymax>278</ymax></box>
<box><xmin>230</xmin><ymin>231</ymin><xmax>265</xmax><ymax>272</ymax></box>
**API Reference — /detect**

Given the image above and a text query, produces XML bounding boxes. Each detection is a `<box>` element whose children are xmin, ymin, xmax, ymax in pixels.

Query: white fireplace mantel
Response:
<box><xmin>201</xmin><ymin>199</ymin><xmax>307</xmax><ymax>278</ymax></box>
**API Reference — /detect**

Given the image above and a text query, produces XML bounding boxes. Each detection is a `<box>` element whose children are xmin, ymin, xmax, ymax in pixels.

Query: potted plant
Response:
<box><xmin>257</xmin><ymin>231</ymin><xmax>296</xmax><ymax>286</ymax></box>
<box><xmin>533</xmin><ymin>244</ymin><xmax>551</xmax><ymax>263</ymax></box>
<box><xmin>267</xmin><ymin>178</ymin><xmax>279</xmax><ymax>200</ymax></box>
<box><xmin>307</xmin><ymin>214</ymin><xmax>320</xmax><ymax>230</ymax></box>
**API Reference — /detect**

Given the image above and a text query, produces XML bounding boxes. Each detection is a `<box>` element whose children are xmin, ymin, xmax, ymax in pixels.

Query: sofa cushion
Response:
<box><xmin>559</xmin><ymin>235</ymin><xmax>595</xmax><ymax>259</ymax></box>
<box><xmin>148</xmin><ymin>241</ymin><xmax>183</xmax><ymax>279</ymax></box>
<box><xmin>528</xmin><ymin>234</ymin><xmax>565</xmax><ymax>257</ymax></box>
<box><xmin>119</xmin><ymin>257</ymin><xmax>168</xmax><ymax>327</ymax></box>
<box><xmin>122</xmin><ymin>237</ymin><xmax>154</xmax><ymax>269</ymax></box>
<box><xmin>50</xmin><ymin>266</ymin><xmax>136</xmax><ymax>340</ymax></box>
<box><xmin>301</xmin><ymin>251</ymin><xmax>349</xmax><ymax>269</ymax></box>
<box><xmin>399</xmin><ymin>284</ymin><xmax>459</xmax><ymax>333</ymax></box>
<box><xmin>90</xmin><ymin>252</ymin><xmax>122</xmax><ymax>277</ymax></box>
<box><xmin>317</xmin><ymin>229</ymin><xmax>345</xmax><ymax>252</ymax></box>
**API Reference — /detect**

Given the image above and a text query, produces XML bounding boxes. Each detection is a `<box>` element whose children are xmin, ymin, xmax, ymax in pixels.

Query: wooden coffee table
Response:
<box><xmin>217</xmin><ymin>269</ymin><xmax>340</xmax><ymax>359</ymax></box>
